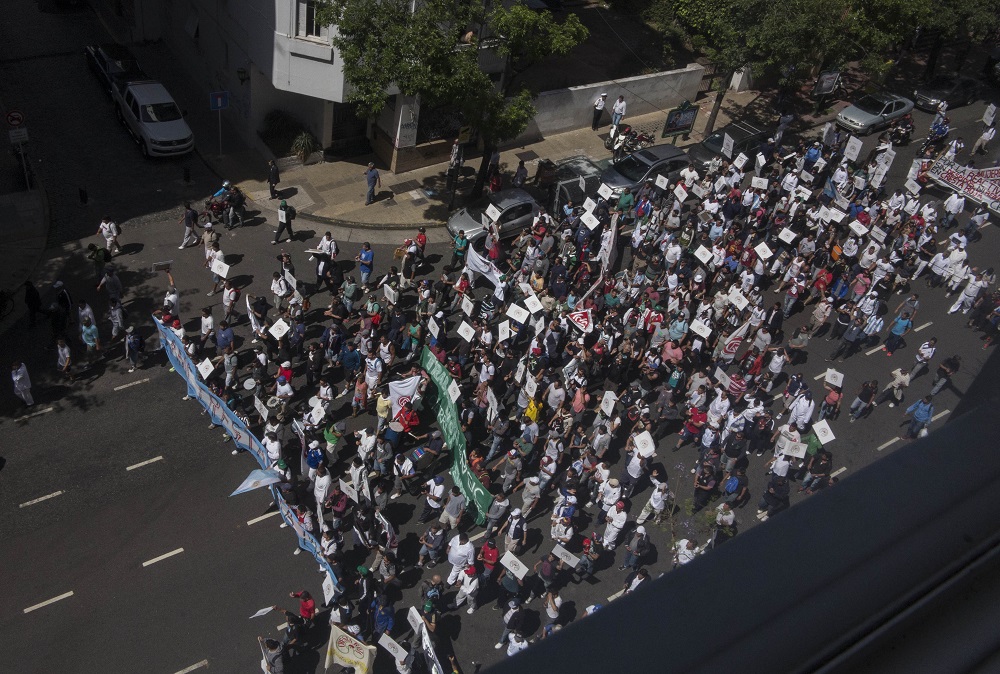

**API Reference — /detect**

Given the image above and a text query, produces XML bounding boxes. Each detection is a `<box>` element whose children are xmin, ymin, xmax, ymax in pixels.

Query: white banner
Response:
<box><xmin>325</xmin><ymin>624</ymin><xmax>376</xmax><ymax>673</ymax></box>
<box><xmin>927</xmin><ymin>159</ymin><xmax>1000</xmax><ymax>214</ymax></box>
<box><xmin>389</xmin><ymin>375</ymin><xmax>422</xmax><ymax>417</ymax></box>
<box><xmin>462</xmin><ymin>246</ymin><xmax>506</xmax><ymax>300</ymax></box>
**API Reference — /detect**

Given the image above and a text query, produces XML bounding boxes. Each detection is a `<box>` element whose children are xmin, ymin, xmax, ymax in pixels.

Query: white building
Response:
<box><xmin>91</xmin><ymin>0</ymin><xmax>459</xmax><ymax>171</ymax></box>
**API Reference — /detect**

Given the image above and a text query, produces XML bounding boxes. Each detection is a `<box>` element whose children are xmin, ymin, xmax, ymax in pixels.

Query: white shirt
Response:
<box><xmin>200</xmin><ymin>315</ymin><xmax>215</xmax><ymax>336</ymax></box>
<box><xmin>12</xmin><ymin>364</ymin><xmax>30</xmax><ymax>391</ymax></box>
<box><xmin>263</xmin><ymin>436</ymin><xmax>281</xmax><ymax>462</ymax></box>
<box><xmin>447</xmin><ymin>536</ymin><xmax>475</xmax><ymax>567</ymax></box>
<box><xmin>425</xmin><ymin>480</ymin><xmax>445</xmax><ymax>508</ymax></box>
<box><xmin>314</xmin><ymin>472</ymin><xmax>332</xmax><ymax>504</ymax></box>
<box><xmin>594</xmin><ymin>96</ymin><xmax>606</xmax><ymax>111</ymax></box>
<box><xmin>612</xmin><ymin>98</ymin><xmax>626</xmax><ymax>116</ymax></box>
<box><xmin>605</xmin><ymin>508</ymin><xmax>627</xmax><ymax>532</ymax></box>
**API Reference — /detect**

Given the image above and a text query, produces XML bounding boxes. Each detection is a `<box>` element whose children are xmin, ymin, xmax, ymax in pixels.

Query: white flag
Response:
<box><xmin>389</xmin><ymin>375</ymin><xmax>422</xmax><ymax>416</ymax></box>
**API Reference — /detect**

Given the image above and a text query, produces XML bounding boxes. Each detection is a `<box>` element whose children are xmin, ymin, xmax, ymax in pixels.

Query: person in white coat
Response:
<box><xmin>11</xmin><ymin>361</ymin><xmax>33</xmax><ymax>407</ymax></box>
<box><xmin>942</xmin><ymin>192</ymin><xmax>966</xmax><ymax>230</ymax></box>
<box><xmin>602</xmin><ymin>500</ymin><xmax>628</xmax><ymax>550</ymax></box>
<box><xmin>787</xmin><ymin>390</ymin><xmax>816</xmax><ymax>429</ymax></box>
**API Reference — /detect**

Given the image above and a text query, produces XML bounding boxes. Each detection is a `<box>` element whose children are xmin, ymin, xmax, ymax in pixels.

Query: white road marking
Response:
<box><xmin>932</xmin><ymin>409</ymin><xmax>950</xmax><ymax>421</ymax></box>
<box><xmin>469</xmin><ymin>530</ymin><xmax>487</xmax><ymax>542</ymax></box>
<box><xmin>877</xmin><ymin>437</ymin><xmax>901</xmax><ymax>451</ymax></box>
<box><xmin>865</xmin><ymin>345</ymin><xmax>885</xmax><ymax>355</ymax></box>
<box><xmin>142</xmin><ymin>548</ymin><xmax>185</xmax><ymax>567</ymax></box>
<box><xmin>276</xmin><ymin>622</ymin><xmax>288</xmax><ymax>631</ymax></box>
<box><xmin>247</xmin><ymin>510</ymin><xmax>281</xmax><ymax>526</ymax></box>
<box><xmin>22</xmin><ymin>406</ymin><xmax>54</xmax><ymax>419</ymax></box>
<box><xmin>126</xmin><ymin>456</ymin><xmax>164</xmax><ymax>471</ymax></box>
<box><xmin>830</xmin><ymin>467</ymin><xmax>847</xmax><ymax>478</ymax></box>
<box><xmin>19</xmin><ymin>490</ymin><xmax>64</xmax><ymax>508</ymax></box>
<box><xmin>606</xmin><ymin>590</ymin><xmax>624</xmax><ymax>601</ymax></box>
<box><xmin>814</xmin><ymin>372</ymin><xmax>826</xmax><ymax>380</ymax></box>
<box><xmin>914</xmin><ymin>322</ymin><xmax>932</xmax><ymax>332</ymax></box>
<box><xmin>113</xmin><ymin>377</ymin><xmax>150</xmax><ymax>391</ymax></box>
<box><xmin>23</xmin><ymin>591</ymin><xmax>74</xmax><ymax>613</ymax></box>
<box><xmin>173</xmin><ymin>661</ymin><xmax>209</xmax><ymax>674</ymax></box>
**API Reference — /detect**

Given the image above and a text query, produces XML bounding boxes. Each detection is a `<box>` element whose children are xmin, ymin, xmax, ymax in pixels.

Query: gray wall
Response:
<box><xmin>513</xmin><ymin>63</ymin><xmax>705</xmax><ymax>143</ymax></box>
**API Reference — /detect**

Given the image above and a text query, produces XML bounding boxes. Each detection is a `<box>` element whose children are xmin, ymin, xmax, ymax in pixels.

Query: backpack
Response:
<box><xmin>724</xmin><ymin>476</ymin><xmax>740</xmax><ymax>494</ymax></box>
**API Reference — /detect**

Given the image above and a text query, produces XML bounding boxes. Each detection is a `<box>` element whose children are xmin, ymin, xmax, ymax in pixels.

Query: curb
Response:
<box><xmin>248</xmin><ymin>194</ymin><xmax>447</xmax><ymax>231</ymax></box>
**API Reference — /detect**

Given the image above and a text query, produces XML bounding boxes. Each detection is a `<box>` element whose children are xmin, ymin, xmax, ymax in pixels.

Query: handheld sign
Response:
<box><xmin>498</xmin><ymin>320</ymin><xmax>512</xmax><ymax>342</ymax></box>
<box><xmin>655</xmin><ymin>174</ymin><xmax>669</xmax><ymax>190</ymax></box>
<box><xmin>461</xmin><ymin>295</ymin><xmax>475</xmax><ymax>316</ymax></box>
<box><xmin>457</xmin><ymin>321</ymin><xmax>475</xmax><ymax>342</ymax></box>
<box><xmin>812</xmin><ymin>419</ymin><xmax>836</xmax><ymax>445</ymax></box>
<box><xmin>501</xmin><ymin>551</ymin><xmax>529</xmax><ymax>579</ymax></box>
<box><xmin>506</xmin><ymin>304</ymin><xmax>530</xmax><ymax>324</ymax></box>
<box><xmin>198</xmin><ymin>358</ymin><xmax>215</xmax><ymax>380</ymax></box>
<box><xmin>524</xmin><ymin>294</ymin><xmax>544</xmax><ymax>314</ymax></box>
<box><xmin>734</xmin><ymin>153</ymin><xmax>748</xmax><ymax>169</ymax></box>
<box><xmin>269</xmin><ymin>318</ymin><xmax>290</xmax><ymax>339</ymax></box>
<box><xmin>210</xmin><ymin>258</ymin><xmax>230</xmax><ymax>278</ymax></box>
<box><xmin>597</xmin><ymin>183</ymin><xmax>614</xmax><ymax>200</ymax></box>
<box><xmin>583</xmin><ymin>197</ymin><xmax>597</xmax><ymax>213</ymax></box>
<box><xmin>751</xmin><ymin>176</ymin><xmax>769</xmax><ymax>190</ymax></box>
<box><xmin>551</xmin><ymin>544</ymin><xmax>580</xmax><ymax>569</ymax></box>
<box><xmin>485</xmin><ymin>203</ymin><xmax>502</xmax><ymax>222</ymax></box>
<box><xmin>633</xmin><ymin>430</ymin><xmax>656</xmax><ymax>457</ymax></box>
<box><xmin>754</xmin><ymin>242</ymin><xmax>774</xmax><ymax>260</ymax></box>
<box><xmin>600</xmin><ymin>390</ymin><xmax>618</xmax><ymax>417</ymax></box>
<box><xmin>844</xmin><ymin>136</ymin><xmax>863</xmax><ymax>162</ymax></box>
<box><xmin>722</xmin><ymin>133</ymin><xmax>734</xmax><ymax>159</ymax></box>
<box><xmin>582</xmin><ymin>212</ymin><xmax>601</xmax><ymax>230</ymax></box>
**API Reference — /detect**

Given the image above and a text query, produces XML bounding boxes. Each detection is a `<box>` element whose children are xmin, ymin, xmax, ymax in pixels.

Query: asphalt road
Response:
<box><xmin>2</xmin><ymin>2</ymin><xmax>1000</xmax><ymax>673</ymax></box>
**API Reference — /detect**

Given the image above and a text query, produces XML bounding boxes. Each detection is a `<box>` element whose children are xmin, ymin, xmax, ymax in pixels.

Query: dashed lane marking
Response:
<box><xmin>22</xmin><ymin>406</ymin><xmax>54</xmax><ymax>419</ymax></box>
<box><xmin>173</xmin><ymin>661</ymin><xmax>209</xmax><ymax>674</ymax></box>
<box><xmin>830</xmin><ymin>467</ymin><xmax>847</xmax><ymax>478</ymax></box>
<box><xmin>113</xmin><ymin>377</ymin><xmax>150</xmax><ymax>391</ymax></box>
<box><xmin>932</xmin><ymin>409</ymin><xmax>950</xmax><ymax>421</ymax></box>
<box><xmin>142</xmin><ymin>548</ymin><xmax>185</xmax><ymax>567</ymax></box>
<box><xmin>914</xmin><ymin>322</ymin><xmax>933</xmax><ymax>332</ymax></box>
<box><xmin>865</xmin><ymin>345</ymin><xmax>885</xmax><ymax>356</ymax></box>
<box><xmin>469</xmin><ymin>530</ymin><xmax>487</xmax><ymax>542</ymax></box>
<box><xmin>23</xmin><ymin>591</ymin><xmax>74</xmax><ymax>613</ymax></box>
<box><xmin>19</xmin><ymin>490</ymin><xmax>64</xmax><ymax>508</ymax></box>
<box><xmin>606</xmin><ymin>590</ymin><xmax>624</xmax><ymax>602</ymax></box>
<box><xmin>877</xmin><ymin>437</ymin><xmax>901</xmax><ymax>452</ymax></box>
<box><xmin>247</xmin><ymin>510</ymin><xmax>281</xmax><ymax>526</ymax></box>
<box><xmin>126</xmin><ymin>456</ymin><xmax>164</xmax><ymax>471</ymax></box>
<box><xmin>276</xmin><ymin>622</ymin><xmax>288</xmax><ymax>631</ymax></box>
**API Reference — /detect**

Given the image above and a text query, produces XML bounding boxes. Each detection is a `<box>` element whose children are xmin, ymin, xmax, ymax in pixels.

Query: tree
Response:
<box><xmin>316</xmin><ymin>0</ymin><xmax>587</xmax><ymax>198</ymax></box>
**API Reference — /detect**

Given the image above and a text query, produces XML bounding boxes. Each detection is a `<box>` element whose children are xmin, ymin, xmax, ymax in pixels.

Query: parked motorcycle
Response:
<box><xmin>604</xmin><ymin>123</ymin><xmax>632</xmax><ymax>151</ymax></box>
<box><xmin>623</xmin><ymin>130</ymin><xmax>655</xmax><ymax>153</ymax></box>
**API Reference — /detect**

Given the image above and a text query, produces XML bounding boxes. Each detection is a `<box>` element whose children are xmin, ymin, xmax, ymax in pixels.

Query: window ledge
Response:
<box><xmin>289</xmin><ymin>36</ymin><xmax>334</xmax><ymax>62</ymax></box>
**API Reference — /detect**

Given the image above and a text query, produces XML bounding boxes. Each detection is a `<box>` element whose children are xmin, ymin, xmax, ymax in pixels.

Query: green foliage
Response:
<box><xmin>259</xmin><ymin>109</ymin><xmax>308</xmax><ymax>158</ymax></box>
<box><xmin>290</xmin><ymin>131</ymin><xmax>318</xmax><ymax>162</ymax></box>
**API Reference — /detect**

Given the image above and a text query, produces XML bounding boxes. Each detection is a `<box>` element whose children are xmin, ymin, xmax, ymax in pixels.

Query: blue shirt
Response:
<box><xmin>215</xmin><ymin>327</ymin><xmax>234</xmax><ymax>351</ymax></box>
<box><xmin>906</xmin><ymin>400</ymin><xmax>934</xmax><ymax>423</ymax></box>
<box><xmin>890</xmin><ymin>317</ymin><xmax>912</xmax><ymax>336</ymax></box>
<box><xmin>341</xmin><ymin>348</ymin><xmax>361</xmax><ymax>371</ymax></box>
<box><xmin>365</xmin><ymin>168</ymin><xmax>380</xmax><ymax>188</ymax></box>
<box><xmin>358</xmin><ymin>249</ymin><xmax>374</xmax><ymax>273</ymax></box>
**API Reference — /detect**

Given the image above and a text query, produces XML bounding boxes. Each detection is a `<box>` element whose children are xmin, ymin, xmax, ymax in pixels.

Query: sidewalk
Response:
<box><xmin>0</xmin><ymin>189</ymin><xmax>49</xmax><ymax>333</ymax></box>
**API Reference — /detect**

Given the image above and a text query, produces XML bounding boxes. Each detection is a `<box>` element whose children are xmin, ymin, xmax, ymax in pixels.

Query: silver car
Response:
<box><xmin>836</xmin><ymin>93</ymin><xmax>914</xmax><ymax>135</ymax></box>
<box><xmin>447</xmin><ymin>188</ymin><xmax>540</xmax><ymax>248</ymax></box>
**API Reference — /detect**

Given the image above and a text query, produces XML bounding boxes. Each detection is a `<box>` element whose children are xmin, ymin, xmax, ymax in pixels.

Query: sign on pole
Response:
<box><xmin>210</xmin><ymin>91</ymin><xmax>229</xmax><ymax>156</ymax></box>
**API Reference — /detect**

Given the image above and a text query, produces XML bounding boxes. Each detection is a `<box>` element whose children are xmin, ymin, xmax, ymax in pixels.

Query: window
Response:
<box><xmin>297</xmin><ymin>1</ymin><xmax>326</xmax><ymax>39</ymax></box>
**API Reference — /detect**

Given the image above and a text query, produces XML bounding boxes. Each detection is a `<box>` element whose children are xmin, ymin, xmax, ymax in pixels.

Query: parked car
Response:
<box><xmin>836</xmin><ymin>93</ymin><xmax>914</xmax><ymax>135</ymax></box>
<box><xmin>85</xmin><ymin>44</ymin><xmax>147</xmax><ymax>95</ymax></box>
<box><xmin>912</xmin><ymin>75</ymin><xmax>980</xmax><ymax>112</ymax></box>
<box><xmin>447</xmin><ymin>188</ymin><xmax>540</xmax><ymax>248</ymax></box>
<box><xmin>599</xmin><ymin>145</ymin><xmax>690</xmax><ymax>196</ymax></box>
<box><xmin>687</xmin><ymin>121</ymin><xmax>768</xmax><ymax>172</ymax></box>
<box><xmin>112</xmin><ymin>79</ymin><xmax>194</xmax><ymax>157</ymax></box>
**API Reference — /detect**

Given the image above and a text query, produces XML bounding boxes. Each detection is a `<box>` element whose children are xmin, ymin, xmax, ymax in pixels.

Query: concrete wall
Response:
<box><xmin>512</xmin><ymin>63</ymin><xmax>705</xmax><ymax>144</ymax></box>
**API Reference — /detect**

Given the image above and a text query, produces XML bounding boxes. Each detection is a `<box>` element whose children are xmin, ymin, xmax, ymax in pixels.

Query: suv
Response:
<box><xmin>599</xmin><ymin>145</ymin><xmax>690</xmax><ymax>196</ymax></box>
<box><xmin>112</xmin><ymin>79</ymin><xmax>194</xmax><ymax>157</ymax></box>
<box><xmin>687</xmin><ymin>121</ymin><xmax>768</xmax><ymax>171</ymax></box>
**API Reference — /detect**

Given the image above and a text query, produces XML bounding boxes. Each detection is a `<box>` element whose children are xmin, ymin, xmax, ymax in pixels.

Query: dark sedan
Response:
<box><xmin>85</xmin><ymin>44</ymin><xmax>147</xmax><ymax>95</ymax></box>
<box><xmin>912</xmin><ymin>75</ymin><xmax>980</xmax><ymax>112</ymax></box>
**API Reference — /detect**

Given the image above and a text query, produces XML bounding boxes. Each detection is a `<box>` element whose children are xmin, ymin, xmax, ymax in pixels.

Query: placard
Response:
<box><xmin>269</xmin><ymin>318</ymin><xmax>290</xmax><ymax>339</ymax></box>
<box><xmin>904</xmin><ymin>179</ymin><xmax>921</xmax><ymax>195</ymax></box>
<box><xmin>383</xmin><ymin>284</ymin><xmax>399</xmax><ymax>306</ymax></box>
<box><xmin>278</xmin><ymin>209</ymin><xmax>287</xmax><ymax>224</ymax></box>
<box><xmin>783</xmin><ymin>441</ymin><xmax>809</xmax><ymax>459</ymax></box>
<box><xmin>633</xmin><ymin>430</ymin><xmax>656</xmax><ymax>457</ymax></box>
<box><xmin>654</xmin><ymin>174</ymin><xmax>669</xmax><ymax>190</ymax></box>
<box><xmin>197</xmin><ymin>358</ymin><xmax>215</xmax><ymax>380</ymax></box>
<box><xmin>339</xmin><ymin>478</ymin><xmax>359</xmax><ymax>504</ymax></box>
<box><xmin>690</xmin><ymin>319</ymin><xmax>712</xmax><ymax>339</ymax></box>
<box><xmin>485</xmin><ymin>203</ymin><xmax>502</xmax><ymax>222</ymax></box>
<box><xmin>728</xmin><ymin>289</ymin><xmax>749</xmax><ymax>311</ymax></box>
<box><xmin>600</xmin><ymin>390</ymin><xmax>618</xmax><ymax>417</ymax></box>
<box><xmin>448</xmin><ymin>380</ymin><xmax>462</xmax><ymax>403</ymax></box>
<box><xmin>818</xmin><ymin>205</ymin><xmax>831</xmax><ymax>222</ymax></box>
<box><xmin>486</xmin><ymin>386</ymin><xmax>500</xmax><ymax>424</ymax></box>
<box><xmin>551</xmin><ymin>544</ymin><xmax>580</xmax><ymax>569</ymax></box>
<box><xmin>582</xmin><ymin>212</ymin><xmax>601</xmax><ymax>230</ymax></box>
<box><xmin>583</xmin><ymin>197</ymin><xmax>597</xmax><ymax>213</ymax></box>
<box><xmin>844</xmin><ymin>135</ymin><xmax>863</xmax><ymax>162</ymax></box>
<box><xmin>428</xmin><ymin>318</ymin><xmax>440</xmax><ymax>338</ymax></box>
<box><xmin>250</xmin><ymin>606</ymin><xmax>274</xmax><ymax>619</ymax></box>
<box><xmin>597</xmin><ymin>183</ymin><xmax>614</xmax><ymax>200</ymax></box>
<box><xmin>523</xmin><ymin>375</ymin><xmax>538</xmax><ymax>398</ymax></box>
<box><xmin>824</xmin><ymin>368</ymin><xmax>844</xmax><ymax>388</ymax></box>
<box><xmin>713</xmin><ymin>366</ymin><xmax>732</xmax><ymax>391</ymax></box>
<box><xmin>152</xmin><ymin>260</ymin><xmax>173</xmax><ymax>272</ymax></box>
<box><xmin>721</xmin><ymin>133</ymin><xmax>734</xmax><ymax>159</ymax></box>
<box><xmin>734</xmin><ymin>153</ymin><xmax>749</xmax><ymax>170</ymax></box>
<box><xmin>985</xmin><ymin>103</ymin><xmax>997</xmax><ymax>127</ymax></box>
<box><xmin>254</xmin><ymin>396</ymin><xmax>269</xmax><ymax>420</ymax></box>
<box><xmin>457</xmin><ymin>321</ymin><xmax>475</xmax><ymax>342</ymax></box>
<box><xmin>673</xmin><ymin>184</ymin><xmax>687</xmax><ymax>203</ymax></box>
<box><xmin>481</xmin><ymin>213</ymin><xmax>490</xmax><ymax>230</ymax></box>
<box><xmin>869</xmin><ymin>226</ymin><xmax>887</xmax><ymax>244</ymax></box>
<box><xmin>812</xmin><ymin>157</ymin><xmax>827</xmax><ymax>173</ymax></box>
<box><xmin>754</xmin><ymin>242</ymin><xmax>773</xmax><ymax>259</ymax></box>
<box><xmin>833</xmin><ymin>192</ymin><xmax>850</xmax><ymax>210</ymax></box>
<box><xmin>524</xmin><ymin>294</ymin><xmax>544</xmax><ymax>315</ymax></box>
<box><xmin>827</xmin><ymin>208</ymin><xmax>847</xmax><ymax>223</ymax></box>
<box><xmin>795</xmin><ymin>185</ymin><xmax>813</xmax><ymax>202</ymax></box>
<box><xmin>514</xmin><ymin>361</ymin><xmax>526</xmax><ymax>384</ymax></box>
<box><xmin>756</xmin><ymin>153</ymin><xmax>767</xmax><ymax>170</ymax></box>
<box><xmin>506</xmin><ymin>304</ymin><xmax>530</xmax><ymax>324</ymax></box>
<box><xmin>210</xmin><ymin>258</ymin><xmax>230</xmax><ymax>278</ymax></box>
<box><xmin>690</xmin><ymin>183</ymin><xmax>707</xmax><ymax>199</ymax></box>
<box><xmin>800</xmin><ymin>169</ymin><xmax>814</xmax><ymax>183</ymax></box>
<box><xmin>848</xmin><ymin>220</ymin><xmax>869</xmax><ymax>237</ymax></box>
<box><xmin>379</xmin><ymin>633</ymin><xmax>408</xmax><ymax>662</ymax></box>
<box><xmin>877</xmin><ymin>148</ymin><xmax>896</xmax><ymax>168</ymax></box>
<box><xmin>812</xmin><ymin>419</ymin><xmax>835</xmax><ymax>445</ymax></box>
<box><xmin>778</xmin><ymin>227</ymin><xmax>797</xmax><ymax>244</ymax></box>
<box><xmin>498</xmin><ymin>320</ymin><xmax>511</xmax><ymax>342</ymax></box>
<box><xmin>714</xmin><ymin>176</ymin><xmax>728</xmax><ymax>193</ymax></box>
<box><xmin>578</xmin><ymin>175</ymin><xmax>586</xmax><ymax>193</ymax></box>
<box><xmin>461</xmin><ymin>295</ymin><xmax>475</xmax><ymax>316</ymax></box>
<box><xmin>407</xmin><ymin>606</ymin><xmax>423</xmax><ymax>635</ymax></box>
<box><xmin>751</xmin><ymin>177</ymin><xmax>769</xmax><ymax>190</ymax></box>
<box><xmin>500</xmin><ymin>551</ymin><xmax>529</xmax><ymax>579</ymax></box>
<box><xmin>694</xmin><ymin>245</ymin><xmax>713</xmax><ymax>265</ymax></box>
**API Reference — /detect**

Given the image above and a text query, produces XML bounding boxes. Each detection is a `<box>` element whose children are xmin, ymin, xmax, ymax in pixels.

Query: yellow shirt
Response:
<box><xmin>376</xmin><ymin>394</ymin><xmax>392</xmax><ymax>419</ymax></box>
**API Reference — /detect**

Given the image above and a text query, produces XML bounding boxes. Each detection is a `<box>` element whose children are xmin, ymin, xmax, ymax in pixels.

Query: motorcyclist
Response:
<box><xmin>210</xmin><ymin>180</ymin><xmax>245</xmax><ymax>229</ymax></box>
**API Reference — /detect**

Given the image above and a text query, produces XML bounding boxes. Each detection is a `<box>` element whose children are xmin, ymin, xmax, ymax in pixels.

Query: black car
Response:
<box><xmin>912</xmin><ymin>75</ymin><xmax>979</xmax><ymax>112</ymax></box>
<box><xmin>85</xmin><ymin>44</ymin><xmax>147</xmax><ymax>95</ymax></box>
<box><xmin>687</xmin><ymin>121</ymin><xmax>768</xmax><ymax>171</ymax></box>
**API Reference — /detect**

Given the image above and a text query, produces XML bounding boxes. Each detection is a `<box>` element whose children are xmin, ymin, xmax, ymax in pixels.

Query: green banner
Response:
<box><xmin>420</xmin><ymin>346</ymin><xmax>492</xmax><ymax>525</ymax></box>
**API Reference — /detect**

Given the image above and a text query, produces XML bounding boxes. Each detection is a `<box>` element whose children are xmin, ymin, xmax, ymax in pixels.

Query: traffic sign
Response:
<box><xmin>209</xmin><ymin>91</ymin><xmax>229</xmax><ymax>111</ymax></box>
<box><xmin>9</xmin><ymin>127</ymin><xmax>29</xmax><ymax>144</ymax></box>
<box><xmin>7</xmin><ymin>110</ymin><xmax>24</xmax><ymax>127</ymax></box>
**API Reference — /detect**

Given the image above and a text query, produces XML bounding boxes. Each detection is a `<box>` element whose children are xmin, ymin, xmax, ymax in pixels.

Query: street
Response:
<box><xmin>1</xmin><ymin>2</ymin><xmax>999</xmax><ymax>674</ymax></box>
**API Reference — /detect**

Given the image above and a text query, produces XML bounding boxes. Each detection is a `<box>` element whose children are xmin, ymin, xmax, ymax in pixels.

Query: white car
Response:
<box><xmin>113</xmin><ymin>79</ymin><xmax>194</xmax><ymax>157</ymax></box>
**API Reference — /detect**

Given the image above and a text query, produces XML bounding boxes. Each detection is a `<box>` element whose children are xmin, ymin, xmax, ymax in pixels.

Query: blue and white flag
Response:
<box><xmin>230</xmin><ymin>468</ymin><xmax>282</xmax><ymax>496</ymax></box>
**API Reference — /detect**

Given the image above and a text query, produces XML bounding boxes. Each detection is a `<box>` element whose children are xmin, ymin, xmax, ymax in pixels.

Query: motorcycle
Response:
<box><xmin>623</xmin><ymin>130</ymin><xmax>655</xmax><ymax>153</ymax></box>
<box><xmin>604</xmin><ymin>123</ymin><xmax>632</xmax><ymax>151</ymax></box>
<box><xmin>919</xmin><ymin>119</ymin><xmax>950</xmax><ymax>156</ymax></box>
<box><xmin>198</xmin><ymin>197</ymin><xmax>227</xmax><ymax>226</ymax></box>
<box><xmin>889</xmin><ymin>124</ymin><xmax>912</xmax><ymax>146</ymax></box>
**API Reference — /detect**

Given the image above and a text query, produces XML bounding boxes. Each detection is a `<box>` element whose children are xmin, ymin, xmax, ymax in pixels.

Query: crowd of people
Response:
<box><xmin>12</xmin><ymin>102</ymin><xmax>996</xmax><ymax>673</ymax></box>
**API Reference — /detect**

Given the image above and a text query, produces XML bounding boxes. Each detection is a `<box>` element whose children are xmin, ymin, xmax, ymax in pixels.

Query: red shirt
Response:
<box><xmin>292</xmin><ymin>593</ymin><xmax>316</xmax><ymax>619</ymax></box>
<box><xmin>480</xmin><ymin>545</ymin><xmax>499</xmax><ymax>570</ymax></box>
<box><xmin>395</xmin><ymin>407</ymin><xmax>420</xmax><ymax>432</ymax></box>
<box><xmin>684</xmin><ymin>408</ymin><xmax>707</xmax><ymax>434</ymax></box>
<box><xmin>416</xmin><ymin>233</ymin><xmax>427</xmax><ymax>250</ymax></box>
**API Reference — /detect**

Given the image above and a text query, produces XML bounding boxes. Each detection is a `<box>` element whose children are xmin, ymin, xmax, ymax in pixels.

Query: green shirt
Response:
<box><xmin>454</xmin><ymin>235</ymin><xmax>468</xmax><ymax>257</ymax></box>
<box><xmin>617</xmin><ymin>193</ymin><xmax>635</xmax><ymax>212</ymax></box>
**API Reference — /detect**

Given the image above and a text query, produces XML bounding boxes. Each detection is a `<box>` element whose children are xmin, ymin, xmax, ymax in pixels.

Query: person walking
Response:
<box><xmin>178</xmin><ymin>202</ymin><xmax>201</xmax><ymax>249</ymax></box>
<box><xmin>591</xmin><ymin>93</ymin><xmax>608</xmax><ymax>130</ymax></box>
<box><xmin>356</xmin><ymin>242</ymin><xmax>374</xmax><ymax>291</ymax></box>
<box><xmin>971</xmin><ymin>124</ymin><xmax>995</xmax><ymax>155</ymax></box>
<box><xmin>97</xmin><ymin>216</ymin><xmax>123</xmax><ymax>256</ymax></box>
<box><xmin>273</xmin><ymin>200</ymin><xmax>295</xmax><ymax>245</ymax></box>
<box><xmin>364</xmin><ymin>162</ymin><xmax>381</xmax><ymax>205</ymax></box>
<box><xmin>882</xmin><ymin>312</ymin><xmax>913</xmax><ymax>356</ymax></box>
<box><xmin>267</xmin><ymin>159</ymin><xmax>281</xmax><ymax>199</ymax></box>
<box><xmin>848</xmin><ymin>380</ymin><xmax>878</xmax><ymax>422</ymax></box>
<box><xmin>11</xmin><ymin>360</ymin><xmax>33</xmax><ymax>407</ymax></box>
<box><xmin>258</xmin><ymin>637</ymin><xmax>284</xmax><ymax>674</ymax></box>
<box><xmin>902</xmin><ymin>395</ymin><xmax>935</xmax><ymax>439</ymax></box>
